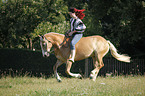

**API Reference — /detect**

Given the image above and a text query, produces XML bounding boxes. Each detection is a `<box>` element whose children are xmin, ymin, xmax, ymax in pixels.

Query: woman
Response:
<box><xmin>68</xmin><ymin>7</ymin><xmax>86</xmax><ymax>62</ymax></box>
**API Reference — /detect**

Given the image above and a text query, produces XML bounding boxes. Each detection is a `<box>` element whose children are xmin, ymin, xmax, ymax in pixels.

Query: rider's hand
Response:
<box><xmin>68</xmin><ymin>31</ymin><xmax>76</xmax><ymax>36</ymax></box>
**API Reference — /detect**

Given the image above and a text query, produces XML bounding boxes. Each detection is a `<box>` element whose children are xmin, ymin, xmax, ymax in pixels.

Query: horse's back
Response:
<box><xmin>77</xmin><ymin>35</ymin><xmax>108</xmax><ymax>50</ymax></box>
<box><xmin>82</xmin><ymin>35</ymin><xmax>107</xmax><ymax>42</ymax></box>
<box><xmin>75</xmin><ymin>35</ymin><xmax>109</xmax><ymax>61</ymax></box>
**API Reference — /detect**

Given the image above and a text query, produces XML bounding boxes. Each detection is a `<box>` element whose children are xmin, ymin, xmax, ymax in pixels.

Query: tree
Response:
<box><xmin>0</xmin><ymin>0</ymin><xmax>68</xmax><ymax>49</ymax></box>
<box><xmin>0</xmin><ymin>0</ymin><xmax>144</xmax><ymax>58</ymax></box>
<box><xmin>100</xmin><ymin>0</ymin><xmax>145</xmax><ymax>56</ymax></box>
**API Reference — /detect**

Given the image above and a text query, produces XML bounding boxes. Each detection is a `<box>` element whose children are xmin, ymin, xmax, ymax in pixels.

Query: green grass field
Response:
<box><xmin>0</xmin><ymin>76</ymin><xmax>145</xmax><ymax>96</ymax></box>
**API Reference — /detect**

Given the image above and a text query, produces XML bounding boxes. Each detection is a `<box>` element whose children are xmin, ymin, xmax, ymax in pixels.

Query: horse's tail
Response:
<box><xmin>107</xmin><ymin>41</ymin><xmax>131</xmax><ymax>63</ymax></box>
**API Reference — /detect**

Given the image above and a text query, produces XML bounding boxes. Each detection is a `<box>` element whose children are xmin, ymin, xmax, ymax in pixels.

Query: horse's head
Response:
<box><xmin>39</xmin><ymin>35</ymin><xmax>53</xmax><ymax>57</ymax></box>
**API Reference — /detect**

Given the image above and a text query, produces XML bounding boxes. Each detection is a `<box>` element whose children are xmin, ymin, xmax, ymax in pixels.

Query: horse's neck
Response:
<box><xmin>54</xmin><ymin>37</ymin><xmax>70</xmax><ymax>60</ymax></box>
<box><xmin>46</xmin><ymin>34</ymin><xmax>64</xmax><ymax>49</ymax></box>
<box><xmin>52</xmin><ymin>35</ymin><xmax>64</xmax><ymax>44</ymax></box>
<box><xmin>50</xmin><ymin>34</ymin><xmax>70</xmax><ymax>60</ymax></box>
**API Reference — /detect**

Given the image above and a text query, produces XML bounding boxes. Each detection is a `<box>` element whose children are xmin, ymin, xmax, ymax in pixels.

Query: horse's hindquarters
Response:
<box><xmin>75</xmin><ymin>37</ymin><xmax>97</xmax><ymax>61</ymax></box>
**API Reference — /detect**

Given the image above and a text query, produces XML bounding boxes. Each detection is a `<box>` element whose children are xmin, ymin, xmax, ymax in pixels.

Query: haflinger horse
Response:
<box><xmin>39</xmin><ymin>32</ymin><xmax>130</xmax><ymax>82</ymax></box>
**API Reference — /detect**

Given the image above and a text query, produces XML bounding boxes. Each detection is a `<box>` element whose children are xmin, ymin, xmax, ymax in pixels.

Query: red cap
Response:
<box><xmin>74</xmin><ymin>8</ymin><xmax>85</xmax><ymax>20</ymax></box>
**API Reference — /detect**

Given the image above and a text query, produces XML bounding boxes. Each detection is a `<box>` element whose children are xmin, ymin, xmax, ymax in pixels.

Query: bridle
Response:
<box><xmin>39</xmin><ymin>33</ymin><xmax>71</xmax><ymax>54</ymax></box>
<box><xmin>40</xmin><ymin>35</ymin><xmax>54</xmax><ymax>54</ymax></box>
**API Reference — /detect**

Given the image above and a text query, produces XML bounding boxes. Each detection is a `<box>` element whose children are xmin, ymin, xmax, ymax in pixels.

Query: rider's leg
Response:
<box><xmin>69</xmin><ymin>49</ymin><xmax>76</xmax><ymax>62</ymax></box>
<box><xmin>69</xmin><ymin>33</ymin><xmax>83</xmax><ymax>62</ymax></box>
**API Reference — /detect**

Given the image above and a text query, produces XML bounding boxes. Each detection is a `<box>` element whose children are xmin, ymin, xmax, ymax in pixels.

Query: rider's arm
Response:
<box><xmin>68</xmin><ymin>30</ymin><xmax>77</xmax><ymax>36</ymax></box>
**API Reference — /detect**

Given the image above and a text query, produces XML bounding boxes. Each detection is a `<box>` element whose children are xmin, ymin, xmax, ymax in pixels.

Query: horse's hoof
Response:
<box><xmin>57</xmin><ymin>79</ymin><xmax>62</xmax><ymax>82</ymax></box>
<box><xmin>90</xmin><ymin>76</ymin><xmax>93</xmax><ymax>79</ymax></box>
<box><xmin>90</xmin><ymin>76</ymin><xmax>96</xmax><ymax>81</ymax></box>
<box><xmin>79</xmin><ymin>76</ymin><xmax>83</xmax><ymax>79</ymax></box>
<box><xmin>78</xmin><ymin>75</ymin><xmax>83</xmax><ymax>79</ymax></box>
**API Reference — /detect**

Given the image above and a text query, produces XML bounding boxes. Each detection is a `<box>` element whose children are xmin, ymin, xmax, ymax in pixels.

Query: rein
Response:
<box><xmin>42</xmin><ymin>33</ymin><xmax>71</xmax><ymax>55</ymax></box>
<box><xmin>59</xmin><ymin>32</ymin><xmax>72</xmax><ymax>48</ymax></box>
<box><xmin>59</xmin><ymin>37</ymin><xmax>70</xmax><ymax>48</ymax></box>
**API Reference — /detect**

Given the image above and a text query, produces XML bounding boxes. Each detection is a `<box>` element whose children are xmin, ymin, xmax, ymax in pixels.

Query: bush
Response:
<box><xmin>0</xmin><ymin>48</ymin><xmax>56</xmax><ymax>77</ymax></box>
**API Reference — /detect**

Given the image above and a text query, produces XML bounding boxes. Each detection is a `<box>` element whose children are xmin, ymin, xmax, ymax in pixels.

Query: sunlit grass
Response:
<box><xmin>0</xmin><ymin>76</ymin><xmax>145</xmax><ymax>96</ymax></box>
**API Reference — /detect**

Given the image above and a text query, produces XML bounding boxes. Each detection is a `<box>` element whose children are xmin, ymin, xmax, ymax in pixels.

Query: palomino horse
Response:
<box><xmin>39</xmin><ymin>32</ymin><xmax>130</xmax><ymax>82</ymax></box>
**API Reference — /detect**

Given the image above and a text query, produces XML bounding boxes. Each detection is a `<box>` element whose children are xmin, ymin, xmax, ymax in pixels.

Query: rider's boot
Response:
<box><xmin>69</xmin><ymin>49</ymin><xmax>75</xmax><ymax>63</ymax></box>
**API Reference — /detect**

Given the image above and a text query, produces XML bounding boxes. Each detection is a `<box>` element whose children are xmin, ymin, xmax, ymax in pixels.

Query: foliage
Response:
<box><xmin>31</xmin><ymin>21</ymin><xmax>69</xmax><ymax>38</ymax></box>
<box><xmin>0</xmin><ymin>0</ymin><xmax>145</xmax><ymax>57</ymax></box>
<box><xmin>0</xmin><ymin>48</ymin><xmax>144</xmax><ymax>79</ymax></box>
<box><xmin>0</xmin><ymin>0</ymin><xmax>68</xmax><ymax>49</ymax></box>
<box><xmin>88</xmin><ymin>0</ymin><xmax>145</xmax><ymax>56</ymax></box>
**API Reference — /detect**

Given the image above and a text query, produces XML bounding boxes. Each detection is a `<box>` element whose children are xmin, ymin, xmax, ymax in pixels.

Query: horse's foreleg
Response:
<box><xmin>53</xmin><ymin>60</ymin><xmax>63</xmax><ymax>82</ymax></box>
<box><xmin>65</xmin><ymin>61</ymin><xmax>82</xmax><ymax>79</ymax></box>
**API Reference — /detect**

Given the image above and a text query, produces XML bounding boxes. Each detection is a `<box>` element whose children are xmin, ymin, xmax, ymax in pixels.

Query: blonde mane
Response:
<box><xmin>44</xmin><ymin>32</ymin><xmax>65</xmax><ymax>43</ymax></box>
<box><xmin>45</xmin><ymin>32</ymin><xmax>64</xmax><ymax>37</ymax></box>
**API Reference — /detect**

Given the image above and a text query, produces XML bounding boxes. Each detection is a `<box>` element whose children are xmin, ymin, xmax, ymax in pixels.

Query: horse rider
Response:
<box><xmin>68</xmin><ymin>7</ymin><xmax>86</xmax><ymax>63</ymax></box>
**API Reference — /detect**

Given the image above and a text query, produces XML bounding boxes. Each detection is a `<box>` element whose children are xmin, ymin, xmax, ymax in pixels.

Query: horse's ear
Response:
<box><xmin>38</xmin><ymin>35</ymin><xmax>45</xmax><ymax>39</ymax></box>
<box><xmin>38</xmin><ymin>35</ymin><xmax>44</xmax><ymax>41</ymax></box>
<box><xmin>42</xmin><ymin>35</ymin><xmax>45</xmax><ymax>39</ymax></box>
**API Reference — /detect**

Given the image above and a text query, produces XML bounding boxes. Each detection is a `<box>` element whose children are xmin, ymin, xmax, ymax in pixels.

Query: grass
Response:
<box><xmin>0</xmin><ymin>76</ymin><xmax>145</xmax><ymax>96</ymax></box>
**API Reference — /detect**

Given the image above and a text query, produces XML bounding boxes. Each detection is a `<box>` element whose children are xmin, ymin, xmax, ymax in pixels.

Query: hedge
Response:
<box><xmin>0</xmin><ymin>48</ymin><xmax>85</xmax><ymax>78</ymax></box>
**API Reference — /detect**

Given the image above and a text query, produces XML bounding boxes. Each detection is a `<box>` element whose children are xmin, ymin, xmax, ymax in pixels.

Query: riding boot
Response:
<box><xmin>69</xmin><ymin>50</ymin><xmax>76</xmax><ymax>63</ymax></box>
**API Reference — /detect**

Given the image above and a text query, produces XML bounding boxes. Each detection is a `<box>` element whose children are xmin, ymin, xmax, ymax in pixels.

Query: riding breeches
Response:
<box><xmin>70</xmin><ymin>33</ymin><xmax>83</xmax><ymax>50</ymax></box>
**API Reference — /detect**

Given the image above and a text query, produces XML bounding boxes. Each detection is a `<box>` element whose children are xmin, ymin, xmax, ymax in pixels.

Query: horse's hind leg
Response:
<box><xmin>90</xmin><ymin>55</ymin><xmax>104</xmax><ymax>81</ymax></box>
<box><xmin>65</xmin><ymin>61</ymin><xmax>82</xmax><ymax>79</ymax></box>
<box><xmin>90</xmin><ymin>56</ymin><xmax>99</xmax><ymax>81</ymax></box>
